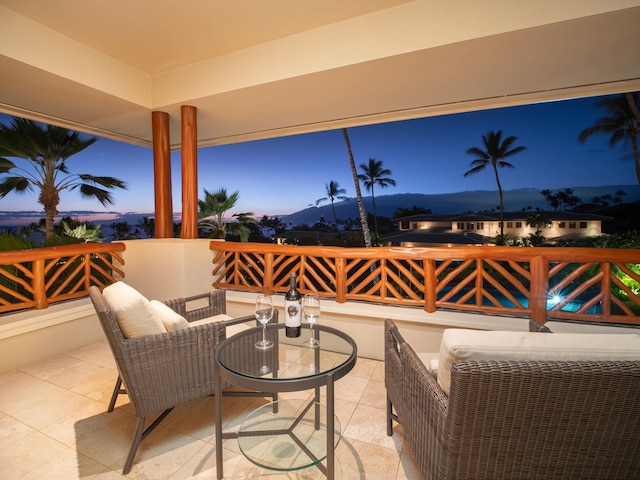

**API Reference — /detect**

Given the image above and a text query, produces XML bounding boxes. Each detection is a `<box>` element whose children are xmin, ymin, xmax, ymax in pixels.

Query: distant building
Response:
<box><xmin>276</xmin><ymin>230</ymin><xmax>340</xmax><ymax>245</ymax></box>
<box><xmin>382</xmin><ymin>211</ymin><xmax>613</xmax><ymax>247</ymax></box>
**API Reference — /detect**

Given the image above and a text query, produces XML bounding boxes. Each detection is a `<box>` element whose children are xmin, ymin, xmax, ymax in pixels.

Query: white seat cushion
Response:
<box><xmin>102</xmin><ymin>282</ymin><xmax>166</xmax><ymax>338</ymax></box>
<box><xmin>438</xmin><ymin>329</ymin><xmax>640</xmax><ymax>396</ymax></box>
<box><xmin>150</xmin><ymin>300</ymin><xmax>189</xmax><ymax>332</ymax></box>
<box><xmin>189</xmin><ymin>314</ymin><xmax>251</xmax><ymax>337</ymax></box>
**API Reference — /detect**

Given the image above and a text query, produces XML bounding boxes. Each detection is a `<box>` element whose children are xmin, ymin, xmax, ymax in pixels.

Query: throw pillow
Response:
<box><xmin>150</xmin><ymin>300</ymin><xmax>189</xmax><ymax>332</ymax></box>
<box><xmin>102</xmin><ymin>281</ymin><xmax>166</xmax><ymax>338</ymax></box>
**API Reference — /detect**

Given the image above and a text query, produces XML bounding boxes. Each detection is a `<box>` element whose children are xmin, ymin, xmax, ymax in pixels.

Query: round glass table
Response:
<box><xmin>214</xmin><ymin>323</ymin><xmax>357</xmax><ymax>479</ymax></box>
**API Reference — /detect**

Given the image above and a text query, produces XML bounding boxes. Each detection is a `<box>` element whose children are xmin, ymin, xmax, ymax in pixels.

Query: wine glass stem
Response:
<box><xmin>262</xmin><ymin>323</ymin><xmax>267</xmax><ymax>344</ymax></box>
<box><xmin>310</xmin><ymin>323</ymin><xmax>314</xmax><ymax>340</ymax></box>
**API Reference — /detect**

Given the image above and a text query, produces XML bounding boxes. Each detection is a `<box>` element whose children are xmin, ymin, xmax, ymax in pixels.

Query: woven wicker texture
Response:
<box><xmin>385</xmin><ymin>319</ymin><xmax>640</xmax><ymax>480</ymax></box>
<box><xmin>89</xmin><ymin>286</ymin><xmax>233</xmax><ymax>417</ymax></box>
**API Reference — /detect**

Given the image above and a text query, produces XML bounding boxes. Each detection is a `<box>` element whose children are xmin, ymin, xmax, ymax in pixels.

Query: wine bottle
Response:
<box><xmin>284</xmin><ymin>272</ymin><xmax>302</xmax><ymax>337</ymax></box>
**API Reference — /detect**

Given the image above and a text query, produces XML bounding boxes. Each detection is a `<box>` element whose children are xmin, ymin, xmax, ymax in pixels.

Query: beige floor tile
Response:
<box><xmin>18</xmin><ymin>446</ymin><xmax>111</xmax><ymax>480</ymax></box>
<box><xmin>0</xmin><ymin>412</ymin><xmax>33</xmax><ymax>449</ymax></box>
<box><xmin>396</xmin><ymin>441</ymin><xmax>423</xmax><ymax>480</ymax></box>
<box><xmin>333</xmin><ymin>374</ymin><xmax>368</xmax><ymax>404</ymax></box>
<box><xmin>168</xmin><ymin>441</ymin><xmax>217</xmax><ymax>479</ymax></box>
<box><xmin>67</xmin><ymin>340</ymin><xmax>117</xmax><ymax>369</ymax></box>
<box><xmin>20</xmin><ymin>352</ymin><xmax>89</xmax><ymax>380</ymax></box>
<box><xmin>336</xmin><ymin>437</ymin><xmax>401</xmax><ymax>480</ymax></box>
<box><xmin>163</xmin><ymin>396</ymin><xmax>216</xmax><ymax>442</ymax></box>
<box><xmin>0</xmin><ymin>371</ymin><xmax>68</xmax><ymax>416</ymax></box>
<box><xmin>371</xmin><ymin>361</ymin><xmax>386</xmax><ymax>383</ymax></box>
<box><xmin>41</xmin><ymin>399</ymin><xmax>111</xmax><ymax>448</ymax></box>
<box><xmin>333</xmin><ymin>398</ymin><xmax>357</xmax><ymax>434</ymax></box>
<box><xmin>343</xmin><ymin>403</ymin><xmax>403</xmax><ymax>451</ymax></box>
<box><xmin>11</xmin><ymin>386</ymin><xmax>96</xmax><ymax>430</ymax></box>
<box><xmin>348</xmin><ymin>357</ymin><xmax>379</xmax><ymax>380</ymax></box>
<box><xmin>0</xmin><ymin>429</ymin><xmax>67</xmax><ymax>478</ymax></box>
<box><xmin>73</xmin><ymin>407</ymin><xmax>138</xmax><ymax>469</ymax></box>
<box><xmin>122</xmin><ymin>426</ymin><xmax>207</xmax><ymax>480</ymax></box>
<box><xmin>1</xmin><ymin>349</ymin><xmax>400</xmax><ymax>479</ymax></box>
<box><xmin>21</xmin><ymin>351</ymin><xmax>117</xmax><ymax>400</ymax></box>
<box><xmin>359</xmin><ymin>379</ymin><xmax>387</xmax><ymax>410</ymax></box>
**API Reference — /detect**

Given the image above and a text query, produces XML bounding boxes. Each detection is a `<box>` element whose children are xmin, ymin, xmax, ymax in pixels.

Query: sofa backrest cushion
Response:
<box><xmin>438</xmin><ymin>328</ymin><xmax>640</xmax><ymax>395</ymax></box>
<box><xmin>103</xmin><ymin>281</ymin><xmax>166</xmax><ymax>338</ymax></box>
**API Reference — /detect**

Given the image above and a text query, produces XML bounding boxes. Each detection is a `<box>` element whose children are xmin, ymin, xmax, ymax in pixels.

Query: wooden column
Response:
<box><xmin>151</xmin><ymin>111</ymin><xmax>174</xmax><ymax>238</ymax></box>
<box><xmin>180</xmin><ymin>105</ymin><xmax>198</xmax><ymax>239</ymax></box>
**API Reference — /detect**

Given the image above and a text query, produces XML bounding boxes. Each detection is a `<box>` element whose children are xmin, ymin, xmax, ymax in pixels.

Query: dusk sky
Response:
<box><xmin>0</xmin><ymin>94</ymin><xmax>636</xmax><ymax>222</ymax></box>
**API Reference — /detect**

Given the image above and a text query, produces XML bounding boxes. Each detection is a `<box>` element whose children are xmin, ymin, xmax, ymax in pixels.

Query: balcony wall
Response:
<box><xmin>1</xmin><ymin>239</ymin><xmax>637</xmax><ymax>374</ymax></box>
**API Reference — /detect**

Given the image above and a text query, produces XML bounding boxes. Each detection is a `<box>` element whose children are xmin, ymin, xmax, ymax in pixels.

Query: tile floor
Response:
<box><xmin>0</xmin><ymin>340</ymin><xmax>422</xmax><ymax>479</ymax></box>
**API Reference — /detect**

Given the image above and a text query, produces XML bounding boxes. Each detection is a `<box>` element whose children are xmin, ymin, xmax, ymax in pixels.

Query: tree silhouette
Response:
<box><xmin>198</xmin><ymin>187</ymin><xmax>255</xmax><ymax>241</ymax></box>
<box><xmin>318</xmin><ymin>180</ymin><xmax>347</xmax><ymax>226</ymax></box>
<box><xmin>464</xmin><ymin>130</ymin><xmax>526</xmax><ymax>237</ymax></box>
<box><xmin>342</xmin><ymin>129</ymin><xmax>372</xmax><ymax>247</ymax></box>
<box><xmin>358</xmin><ymin>158</ymin><xmax>396</xmax><ymax>235</ymax></box>
<box><xmin>578</xmin><ymin>92</ymin><xmax>640</xmax><ymax>185</ymax></box>
<box><xmin>0</xmin><ymin>117</ymin><xmax>126</xmax><ymax>240</ymax></box>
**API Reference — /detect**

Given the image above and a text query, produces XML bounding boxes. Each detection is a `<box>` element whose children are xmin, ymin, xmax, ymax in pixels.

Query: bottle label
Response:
<box><xmin>284</xmin><ymin>299</ymin><xmax>302</xmax><ymax>328</ymax></box>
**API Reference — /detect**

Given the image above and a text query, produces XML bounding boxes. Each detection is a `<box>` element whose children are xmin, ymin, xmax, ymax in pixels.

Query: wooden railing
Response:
<box><xmin>0</xmin><ymin>243</ymin><xmax>125</xmax><ymax>313</ymax></box>
<box><xmin>211</xmin><ymin>243</ymin><xmax>640</xmax><ymax>327</ymax></box>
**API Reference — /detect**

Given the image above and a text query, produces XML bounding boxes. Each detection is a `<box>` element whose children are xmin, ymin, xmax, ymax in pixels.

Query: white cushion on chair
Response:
<box><xmin>103</xmin><ymin>281</ymin><xmax>166</xmax><ymax>338</ymax></box>
<box><xmin>189</xmin><ymin>314</ymin><xmax>251</xmax><ymax>337</ymax></box>
<box><xmin>438</xmin><ymin>329</ymin><xmax>640</xmax><ymax>396</ymax></box>
<box><xmin>150</xmin><ymin>300</ymin><xmax>189</xmax><ymax>332</ymax></box>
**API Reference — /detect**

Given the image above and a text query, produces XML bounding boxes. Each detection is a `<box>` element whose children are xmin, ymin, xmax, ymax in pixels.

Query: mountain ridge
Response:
<box><xmin>280</xmin><ymin>185</ymin><xmax>640</xmax><ymax>226</ymax></box>
<box><xmin>1</xmin><ymin>185</ymin><xmax>637</xmax><ymax>229</ymax></box>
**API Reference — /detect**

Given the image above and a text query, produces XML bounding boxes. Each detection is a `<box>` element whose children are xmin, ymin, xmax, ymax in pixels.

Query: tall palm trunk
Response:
<box><xmin>371</xmin><ymin>184</ymin><xmax>379</xmax><ymax>235</ymax></box>
<box><xmin>342</xmin><ymin>128</ymin><xmax>372</xmax><ymax>247</ymax></box>
<box><xmin>39</xmin><ymin>181</ymin><xmax>60</xmax><ymax>240</ymax></box>
<box><xmin>492</xmin><ymin>164</ymin><xmax>505</xmax><ymax>237</ymax></box>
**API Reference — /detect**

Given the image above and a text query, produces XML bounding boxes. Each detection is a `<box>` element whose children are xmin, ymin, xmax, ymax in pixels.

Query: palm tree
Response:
<box><xmin>198</xmin><ymin>187</ymin><xmax>255</xmax><ymax>242</ymax></box>
<box><xmin>138</xmin><ymin>216</ymin><xmax>155</xmax><ymax>238</ymax></box>
<box><xmin>357</xmin><ymin>158</ymin><xmax>396</xmax><ymax>235</ymax></box>
<box><xmin>318</xmin><ymin>180</ymin><xmax>347</xmax><ymax>226</ymax></box>
<box><xmin>0</xmin><ymin>117</ymin><xmax>126</xmax><ymax>240</ymax></box>
<box><xmin>578</xmin><ymin>92</ymin><xmax>640</xmax><ymax>185</ymax></box>
<box><xmin>540</xmin><ymin>189</ymin><xmax>553</xmax><ymax>210</ymax></box>
<box><xmin>342</xmin><ymin>128</ymin><xmax>372</xmax><ymax>247</ymax></box>
<box><xmin>464</xmin><ymin>130</ymin><xmax>526</xmax><ymax>238</ymax></box>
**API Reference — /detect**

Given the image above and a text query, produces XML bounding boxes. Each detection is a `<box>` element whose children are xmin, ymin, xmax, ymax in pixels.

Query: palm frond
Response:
<box><xmin>0</xmin><ymin>176</ymin><xmax>33</xmax><ymax>197</ymax></box>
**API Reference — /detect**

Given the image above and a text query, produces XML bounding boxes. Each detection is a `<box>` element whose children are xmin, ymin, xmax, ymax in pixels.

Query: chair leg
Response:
<box><xmin>108</xmin><ymin>375</ymin><xmax>126</xmax><ymax>413</ymax></box>
<box><xmin>122</xmin><ymin>408</ymin><xmax>173</xmax><ymax>474</ymax></box>
<box><xmin>387</xmin><ymin>395</ymin><xmax>394</xmax><ymax>436</ymax></box>
<box><xmin>123</xmin><ymin>417</ymin><xmax>145</xmax><ymax>474</ymax></box>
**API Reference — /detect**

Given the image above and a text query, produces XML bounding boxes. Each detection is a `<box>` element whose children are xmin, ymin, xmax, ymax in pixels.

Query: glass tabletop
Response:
<box><xmin>216</xmin><ymin>323</ymin><xmax>356</xmax><ymax>382</ymax></box>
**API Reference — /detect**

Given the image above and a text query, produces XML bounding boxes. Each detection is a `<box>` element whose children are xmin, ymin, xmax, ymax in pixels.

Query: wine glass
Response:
<box><xmin>303</xmin><ymin>293</ymin><xmax>320</xmax><ymax>348</ymax></box>
<box><xmin>255</xmin><ymin>294</ymin><xmax>274</xmax><ymax>349</ymax></box>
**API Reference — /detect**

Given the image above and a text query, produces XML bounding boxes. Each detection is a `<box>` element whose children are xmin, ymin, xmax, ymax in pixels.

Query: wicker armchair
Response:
<box><xmin>89</xmin><ymin>286</ymin><xmax>274</xmax><ymax>474</ymax></box>
<box><xmin>384</xmin><ymin>319</ymin><xmax>640</xmax><ymax>480</ymax></box>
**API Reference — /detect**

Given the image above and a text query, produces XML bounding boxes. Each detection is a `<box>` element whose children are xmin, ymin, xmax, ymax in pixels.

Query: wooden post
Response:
<box><xmin>423</xmin><ymin>258</ymin><xmax>436</xmax><ymax>312</ymax></box>
<box><xmin>181</xmin><ymin>105</ymin><xmax>198</xmax><ymax>239</ymax></box>
<box><xmin>152</xmin><ymin>111</ymin><xmax>173</xmax><ymax>238</ymax></box>
<box><xmin>529</xmin><ymin>255</ymin><xmax>549</xmax><ymax>325</ymax></box>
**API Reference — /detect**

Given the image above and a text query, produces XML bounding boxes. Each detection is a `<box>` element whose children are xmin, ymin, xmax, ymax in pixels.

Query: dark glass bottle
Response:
<box><xmin>284</xmin><ymin>272</ymin><xmax>302</xmax><ymax>337</ymax></box>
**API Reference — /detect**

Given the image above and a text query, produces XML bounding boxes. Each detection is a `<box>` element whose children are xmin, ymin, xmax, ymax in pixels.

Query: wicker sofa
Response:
<box><xmin>384</xmin><ymin>319</ymin><xmax>640</xmax><ymax>480</ymax></box>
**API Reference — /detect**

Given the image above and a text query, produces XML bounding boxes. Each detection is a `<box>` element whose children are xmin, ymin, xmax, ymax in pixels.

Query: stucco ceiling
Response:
<box><xmin>1</xmin><ymin>0</ymin><xmax>639</xmax><ymax>149</ymax></box>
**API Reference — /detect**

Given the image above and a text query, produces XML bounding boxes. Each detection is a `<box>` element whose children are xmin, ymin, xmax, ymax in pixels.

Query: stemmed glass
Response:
<box><xmin>255</xmin><ymin>294</ymin><xmax>274</xmax><ymax>349</ymax></box>
<box><xmin>303</xmin><ymin>293</ymin><xmax>321</xmax><ymax>348</ymax></box>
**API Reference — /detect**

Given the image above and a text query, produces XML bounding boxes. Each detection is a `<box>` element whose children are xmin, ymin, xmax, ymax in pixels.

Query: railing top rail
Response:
<box><xmin>210</xmin><ymin>242</ymin><xmax>640</xmax><ymax>263</ymax></box>
<box><xmin>0</xmin><ymin>242</ymin><xmax>126</xmax><ymax>263</ymax></box>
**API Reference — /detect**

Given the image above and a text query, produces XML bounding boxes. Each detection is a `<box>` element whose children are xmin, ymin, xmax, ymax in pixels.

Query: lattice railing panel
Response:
<box><xmin>209</xmin><ymin>243</ymin><xmax>640</xmax><ymax>326</ymax></box>
<box><xmin>0</xmin><ymin>243</ymin><xmax>125</xmax><ymax>313</ymax></box>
